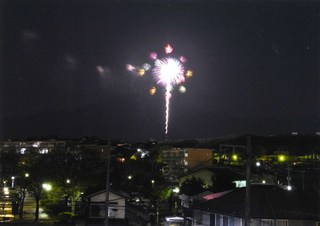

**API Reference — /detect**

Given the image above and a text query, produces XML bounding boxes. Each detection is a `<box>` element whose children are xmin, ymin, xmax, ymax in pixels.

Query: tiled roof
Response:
<box><xmin>194</xmin><ymin>184</ymin><xmax>320</xmax><ymax>220</ymax></box>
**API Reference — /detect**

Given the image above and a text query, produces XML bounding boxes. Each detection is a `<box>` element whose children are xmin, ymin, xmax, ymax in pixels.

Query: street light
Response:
<box><xmin>11</xmin><ymin>176</ymin><xmax>15</xmax><ymax>188</ymax></box>
<box><xmin>42</xmin><ymin>183</ymin><xmax>52</xmax><ymax>191</ymax></box>
<box><xmin>278</xmin><ymin>155</ymin><xmax>286</xmax><ymax>162</ymax></box>
<box><xmin>173</xmin><ymin>187</ymin><xmax>180</xmax><ymax>193</ymax></box>
<box><xmin>232</xmin><ymin>154</ymin><xmax>238</xmax><ymax>161</ymax></box>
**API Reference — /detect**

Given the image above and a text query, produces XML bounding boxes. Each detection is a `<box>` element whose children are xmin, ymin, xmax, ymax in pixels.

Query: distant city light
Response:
<box><xmin>3</xmin><ymin>187</ymin><xmax>9</xmax><ymax>195</ymax></box>
<box><xmin>32</xmin><ymin>142</ymin><xmax>41</xmax><ymax>147</ymax></box>
<box><xmin>278</xmin><ymin>155</ymin><xmax>286</xmax><ymax>162</ymax></box>
<box><xmin>256</xmin><ymin>161</ymin><xmax>261</xmax><ymax>167</ymax></box>
<box><xmin>232</xmin><ymin>154</ymin><xmax>238</xmax><ymax>161</ymax></box>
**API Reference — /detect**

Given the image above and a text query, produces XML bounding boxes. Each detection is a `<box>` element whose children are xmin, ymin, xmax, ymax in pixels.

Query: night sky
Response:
<box><xmin>1</xmin><ymin>0</ymin><xmax>319</xmax><ymax>141</ymax></box>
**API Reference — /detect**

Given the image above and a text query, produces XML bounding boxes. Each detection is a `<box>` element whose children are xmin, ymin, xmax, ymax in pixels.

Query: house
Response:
<box><xmin>193</xmin><ymin>184</ymin><xmax>320</xmax><ymax>226</ymax></box>
<box><xmin>86</xmin><ymin>189</ymin><xmax>127</xmax><ymax>221</ymax></box>
<box><xmin>86</xmin><ymin>189</ymin><xmax>151</xmax><ymax>225</ymax></box>
<box><xmin>179</xmin><ymin>167</ymin><xmax>245</xmax><ymax>192</ymax></box>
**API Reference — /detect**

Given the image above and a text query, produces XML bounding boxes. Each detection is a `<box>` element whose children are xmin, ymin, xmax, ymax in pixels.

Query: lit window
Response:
<box><xmin>262</xmin><ymin>219</ymin><xmax>274</xmax><ymax>226</ymax></box>
<box><xmin>276</xmin><ymin>220</ymin><xmax>288</xmax><ymax>226</ymax></box>
<box><xmin>20</xmin><ymin>148</ymin><xmax>26</xmax><ymax>154</ymax></box>
<box><xmin>32</xmin><ymin>142</ymin><xmax>41</xmax><ymax>147</ymax></box>
<box><xmin>39</xmin><ymin>148</ymin><xmax>49</xmax><ymax>154</ymax></box>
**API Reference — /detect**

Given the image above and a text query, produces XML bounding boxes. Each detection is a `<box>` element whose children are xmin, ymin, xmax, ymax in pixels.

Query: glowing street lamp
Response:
<box><xmin>278</xmin><ymin>155</ymin><xmax>286</xmax><ymax>162</ymax></box>
<box><xmin>173</xmin><ymin>187</ymin><xmax>180</xmax><ymax>193</ymax></box>
<box><xmin>42</xmin><ymin>183</ymin><xmax>52</xmax><ymax>191</ymax></box>
<box><xmin>11</xmin><ymin>176</ymin><xmax>15</xmax><ymax>188</ymax></box>
<box><xmin>232</xmin><ymin>154</ymin><xmax>238</xmax><ymax>161</ymax></box>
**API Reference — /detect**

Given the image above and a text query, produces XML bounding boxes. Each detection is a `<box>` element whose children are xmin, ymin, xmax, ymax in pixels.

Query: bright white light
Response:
<box><xmin>66</xmin><ymin>179</ymin><xmax>71</xmax><ymax>184</ymax></box>
<box><xmin>32</xmin><ymin>142</ymin><xmax>41</xmax><ymax>147</ymax></box>
<box><xmin>287</xmin><ymin>185</ymin><xmax>292</xmax><ymax>191</ymax></box>
<box><xmin>42</xmin><ymin>183</ymin><xmax>52</xmax><ymax>191</ymax></box>
<box><xmin>173</xmin><ymin>187</ymin><xmax>180</xmax><ymax>193</ymax></box>
<box><xmin>3</xmin><ymin>187</ymin><xmax>9</xmax><ymax>195</ymax></box>
<box><xmin>39</xmin><ymin>148</ymin><xmax>48</xmax><ymax>154</ymax></box>
<box><xmin>165</xmin><ymin>216</ymin><xmax>184</xmax><ymax>222</ymax></box>
<box><xmin>262</xmin><ymin>180</ymin><xmax>266</xmax><ymax>184</ymax></box>
<box><xmin>256</xmin><ymin>162</ymin><xmax>261</xmax><ymax>167</ymax></box>
<box><xmin>20</xmin><ymin>148</ymin><xmax>26</xmax><ymax>154</ymax></box>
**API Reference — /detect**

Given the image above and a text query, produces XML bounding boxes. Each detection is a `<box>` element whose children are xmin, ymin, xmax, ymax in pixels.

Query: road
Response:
<box><xmin>21</xmin><ymin>192</ymin><xmax>49</xmax><ymax>221</ymax></box>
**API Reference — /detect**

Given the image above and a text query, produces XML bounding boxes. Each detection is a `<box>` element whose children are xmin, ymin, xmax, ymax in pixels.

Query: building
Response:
<box><xmin>86</xmin><ymin>189</ymin><xmax>127</xmax><ymax>220</ymax></box>
<box><xmin>86</xmin><ymin>189</ymin><xmax>151</xmax><ymax>225</ymax></box>
<box><xmin>160</xmin><ymin>148</ymin><xmax>213</xmax><ymax>181</ymax></box>
<box><xmin>178</xmin><ymin>167</ymin><xmax>245</xmax><ymax>191</ymax></box>
<box><xmin>0</xmin><ymin>140</ymin><xmax>66</xmax><ymax>154</ymax></box>
<box><xmin>193</xmin><ymin>184</ymin><xmax>320</xmax><ymax>226</ymax></box>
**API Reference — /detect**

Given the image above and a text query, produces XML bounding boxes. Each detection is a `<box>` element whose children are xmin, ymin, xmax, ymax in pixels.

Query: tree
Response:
<box><xmin>15</xmin><ymin>171</ymin><xmax>31</xmax><ymax>219</ymax></box>
<box><xmin>180</xmin><ymin>176</ymin><xmax>206</xmax><ymax>196</ymax></box>
<box><xmin>44</xmin><ymin>146</ymin><xmax>106</xmax><ymax>216</ymax></box>
<box><xmin>0</xmin><ymin>151</ymin><xmax>21</xmax><ymax>186</ymax></box>
<box><xmin>21</xmin><ymin>152</ymin><xmax>52</xmax><ymax>222</ymax></box>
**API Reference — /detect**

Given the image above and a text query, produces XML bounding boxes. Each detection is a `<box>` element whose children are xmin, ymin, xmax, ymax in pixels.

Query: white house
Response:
<box><xmin>87</xmin><ymin>189</ymin><xmax>127</xmax><ymax>220</ymax></box>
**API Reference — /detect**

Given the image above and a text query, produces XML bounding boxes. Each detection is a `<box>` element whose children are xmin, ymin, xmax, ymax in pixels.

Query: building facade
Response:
<box><xmin>160</xmin><ymin>148</ymin><xmax>213</xmax><ymax>181</ymax></box>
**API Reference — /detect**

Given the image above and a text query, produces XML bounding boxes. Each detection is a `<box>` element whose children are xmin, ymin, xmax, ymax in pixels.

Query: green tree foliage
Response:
<box><xmin>20</xmin><ymin>152</ymin><xmax>51</xmax><ymax>222</ymax></box>
<box><xmin>180</xmin><ymin>176</ymin><xmax>206</xmax><ymax>196</ymax></box>
<box><xmin>44</xmin><ymin>147</ymin><xmax>106</xmax><ymax>215</ymax></box>
<box><xmin>0</xmin><ymin>151</ymin><xmax>21</xmax><ymax>185</ymax></box>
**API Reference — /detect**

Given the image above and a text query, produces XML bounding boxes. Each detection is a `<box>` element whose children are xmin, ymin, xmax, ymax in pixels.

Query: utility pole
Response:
<box><xmin>105</xmin><ymin>140</ymin><xmax>111</xmax><ymax>226</ymax></box>
<box><xmin>245</xmin><ymin>136</ymin><xmax>252</xmax><ymax>226</ymax></box>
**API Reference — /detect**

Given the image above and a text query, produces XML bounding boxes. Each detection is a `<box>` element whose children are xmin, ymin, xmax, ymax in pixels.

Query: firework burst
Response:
<box><xmin>128</xmin><ymin>44</ymin><xmax>193</xmax><ymax>138</ymax></box>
